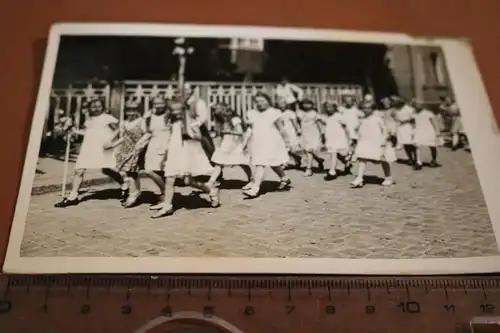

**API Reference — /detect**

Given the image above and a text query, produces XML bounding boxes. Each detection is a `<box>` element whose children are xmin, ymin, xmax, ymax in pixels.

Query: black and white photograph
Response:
<box><xmin>4</xmin><ymin>24</ymin><xmax>500</xmax><ymax>274</ymax></box>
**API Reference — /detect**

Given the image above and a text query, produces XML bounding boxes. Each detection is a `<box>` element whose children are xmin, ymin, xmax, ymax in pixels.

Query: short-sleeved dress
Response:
<box><xmin>163</xmin><ymin>120</ymin><xmax>214</xmax><ymax>177</ymax></box>
<box><xmin>394</xmin><ymin>105</ymin><xmax>416</xmax><ymax>145</ymax></box>
<box><xmin>211</xmin><ymin>116</ymin><xmax>250</xmax><ymax>166</ymax></box>
<box><xmin>340</xmin><ymin>106</ymin><xmax>363</xmax><ymax>141</ymax></box>
<box><xmin>75</xmin><ymin>113</ymin><xmax>118</xmax><ymax>170</ymax></box>
<box><xmin>115</xmin><ymin>118</ymin><xmax>147</xmax><ymax>173</ymax></box>
<box><xmin>247</xmin><ymin>107</ymin><xmax>289</xmax><ymax>167</ymax></box>
<box><xmin>355</xmin><ymin>114</ymin><xmax>387</xmax><ymax>162</ymax></box>
<box><xmin>377</xmin><ymin>109</ymin><xmax>397</xmax><ymax>137</ymax></box>
<box><xmin>414</xmin><ymin>109</ymin><xmax>439</xmax><ymax>147</ymax></box>
<box><xmin>297</xmin><ymin>110</ymin><xmax>322</xmax><ymax>152</ymax></box>
<box><xmin>280</xmin><ymin>109</ymin><xmax>301</xmax><ymax>150</ymax></box>
<box><xmin>144</xmin><ymin>113</ymin><xmax>171</xmax><ymax>171</ymax></box>
<box><xmin>324</xmin><ymin>113</ymin><xmax>349</xmax><ymax>154</ymax></box>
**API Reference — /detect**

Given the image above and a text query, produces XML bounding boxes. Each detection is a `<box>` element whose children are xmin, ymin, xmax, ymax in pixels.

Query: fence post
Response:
<box><xmin>109</xmin><ymin>81</ymin><xmax>124</xmax><ymax>121</ymax></box>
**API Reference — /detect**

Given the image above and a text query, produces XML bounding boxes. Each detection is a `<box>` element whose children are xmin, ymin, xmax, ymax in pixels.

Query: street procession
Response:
<box><xmin>39</xmin><ymin>37</ymin><xmax>469</xmax><ymax>220</ymax></box>
<box><xmin>47</xmin><ymin>77</ymin><xmax>467</xmax><ymax>219</ymax></box>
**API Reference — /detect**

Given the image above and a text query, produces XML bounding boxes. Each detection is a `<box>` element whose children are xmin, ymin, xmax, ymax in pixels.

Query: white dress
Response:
<box><xmin>325</xmin><ymin>113</ymin><xmax>349</xmax><ymax>154</ymax></box>
<box><xmin>144</xmin><ymin>114</ymin><xmax>171</xmax><ymax>171</ymax></box>
<box><xmin>280</xmin><ymin>109</ymin><xmax>301</xmax><ymax>150</ymax></box>
<box><xmin>163</xmin><ymin>121</ymin><xmax>214</xmax><ymax>177</ymax></box>
<box><xmin>414</xmin><ymin>109</ymin><xmax>438</xmax><ymax>147</ymax></box>
<box><xmin>297</xmin><ymin>110</ymin><xmax>322</xmax><ymax>152</ymax></box>
<box><xmin>211</xmin><ymin>117</ymin><xmax>250</xmax><ymax>165</ymax></box>
<box><xmin>355</xmin><ymin>114</ymin><xmax>386</xmax><ymax>162</ymax></box>
<box><xmin>247</xmin><ymin>108</ymin><xmax>289</xmax><ymax>166</ymax></box>
<box><xmin>394</xmin><ymin>105</ymin><xmax>415</xmax><ymax>145</ymax></box>
<box><xmin>340</xmin><ymin>106</ymin><xmax>363</xmax><ymax>141</ymax></box>
<box><xmin>75</xmin><ymin>113</ymin><xmax>118</xmax><ymax>169</ymax></box>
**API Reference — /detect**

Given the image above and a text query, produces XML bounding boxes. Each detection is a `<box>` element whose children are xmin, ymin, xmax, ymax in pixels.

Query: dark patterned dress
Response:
<box><xmin>115</xmin><ymin>118</ymin><xmax>147</xmax><ymax>173</ymax></box>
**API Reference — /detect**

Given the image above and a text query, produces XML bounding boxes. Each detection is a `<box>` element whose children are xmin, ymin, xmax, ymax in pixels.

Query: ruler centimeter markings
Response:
<box><xmin>1</xmin><ymin>276</ymin><xmax>500</xmax><ymax>332</ymax></box>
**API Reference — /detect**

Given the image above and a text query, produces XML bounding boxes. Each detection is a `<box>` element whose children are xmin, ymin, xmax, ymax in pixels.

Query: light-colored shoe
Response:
<box><xmin>350</xmin><ymin>177</ymin><xmax>364</xmax><ymax>188</ymax></box>
<box><xmin>242</xmin><ymin>187</ymin><xmax>260</xmax><ymax>199</ymax></box>
<box><xmin>381</xmin><ymin>178</ymin><xmax>395</xmax><ymax>186</ymax></box>
<box><xmin>150</xmin><ymin>204</ymin><xmax>174</xmax><ymax>219</ymax></box>
<box><xmin>303</xmin><ymin>169</ymin><xmax>313</xmax><ymax>177</ymax></box>
<box><xmin>209</xmin><ymin>187</ymin><xmax>221</xmax><ymax>208</ymax></box>
<box><xmin>242</xmin><ymin>182</ymin><xmax>253</xmax><ymax>190</ymax></box>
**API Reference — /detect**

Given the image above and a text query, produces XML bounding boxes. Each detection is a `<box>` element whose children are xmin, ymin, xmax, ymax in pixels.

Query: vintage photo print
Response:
<box><xmin>4</xmin><ymin>23</ymin><xmax>500</xmax><ymax>274</ymax></box>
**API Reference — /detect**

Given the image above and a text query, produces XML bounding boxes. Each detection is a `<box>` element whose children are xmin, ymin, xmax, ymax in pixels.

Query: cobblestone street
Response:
<box><xmin>20</xmin><ymin>147</ymin><xmax>498</xmax><ymax>259</ymax></box>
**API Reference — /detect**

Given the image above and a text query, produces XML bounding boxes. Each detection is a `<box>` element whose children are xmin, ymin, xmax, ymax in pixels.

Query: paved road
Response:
<box><xmin>20</xmin><ymin>147</ymin><xmax>498</xmax><ymax>259</ymax></box>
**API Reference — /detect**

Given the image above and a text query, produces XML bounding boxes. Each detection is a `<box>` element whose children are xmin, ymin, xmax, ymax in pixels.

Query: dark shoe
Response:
<box><xmin>414</xmin><ymin>162</ymin><xmax>423</xmax><ymax>170</ymax></box>
<box><xmin>54</xmin><ymin>197</ymin><xmax>79</xmax><ymax>208</ymax></box>
<box><xmin>324</xmin><ymin>173</ymin><xmax>338</xmax><ymax>181</ymax></box>
<box><xmin>344</xmin><ymin>165</ymin><xmax>353</xmax><ymax>175</ymax></box>
<box><xmin>429</xmin><ymin>161</ymin><xmax>440</xmax><ymax>168</ymax></box>
<box><xmin>276</xmin><ymin>179</ymin><xmax>291</xmax><ymax>191</ymax></box>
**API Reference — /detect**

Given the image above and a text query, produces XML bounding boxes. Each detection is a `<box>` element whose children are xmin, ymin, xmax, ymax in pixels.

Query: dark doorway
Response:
<box><xmin>53</xmin><ymin>36</ymin><xmax>400</xmax><ymax>100</ymax></box>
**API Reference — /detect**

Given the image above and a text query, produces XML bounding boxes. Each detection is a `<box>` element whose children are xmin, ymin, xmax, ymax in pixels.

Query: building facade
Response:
<box><xmin>387</xmin><ymin>45</ymin><xmax>452</xmax><ymax>104</ymax></box>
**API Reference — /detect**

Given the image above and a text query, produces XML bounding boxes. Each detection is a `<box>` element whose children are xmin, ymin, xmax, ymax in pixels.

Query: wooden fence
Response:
<box><xmin>45</xmin><ymin>81</ymin><xmax>363</xmax><ymax>134</ymax></box>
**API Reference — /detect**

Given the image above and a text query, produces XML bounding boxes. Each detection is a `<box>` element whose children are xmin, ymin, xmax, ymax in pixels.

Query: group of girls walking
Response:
<box><xmin>54</xmin><ymin>90</ymin><xmax>459</xmax><ymax>217</ymax></box>
<box><xmin>53</xmin><ymin>92</ymin><xmax>292</xmax><ymax>217</ymax></box>
<box><xmin>261</xmin><ymin>92</ymin><xmax>454</xmax><ymax>188</ymax></box>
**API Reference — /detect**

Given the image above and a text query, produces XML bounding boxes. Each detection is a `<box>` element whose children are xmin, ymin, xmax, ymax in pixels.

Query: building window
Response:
<box><xmin>384</xmin><ymin>49</ymin><xmax>395</xmax><ymax>70</ymax></box>
<box><xmin>429</xmin><ymin>51</ymin><xmax>446</xmax><ymax>85</ymax></box>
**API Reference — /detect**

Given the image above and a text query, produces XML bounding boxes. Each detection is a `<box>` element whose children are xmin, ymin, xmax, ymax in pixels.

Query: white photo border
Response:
<box><xmin>4</xmin><ymin>23</ymin><xmax>500</xmax><ymax>275</ymax></box>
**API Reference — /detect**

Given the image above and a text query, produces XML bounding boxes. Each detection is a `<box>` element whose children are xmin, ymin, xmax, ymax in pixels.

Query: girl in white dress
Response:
<box><xmin>206</xmin><ymin>103</ymin><xmax>252</xmax><ymax>189</ymax></box>
<box><xmin>351</xmin><ymin>102</ymin><xmax>395</xmax><ymax>188</ymax></box>
<box><xmin>142</xmin><ymin>96</ymin><xmax>171</xmax><ymax>210</ymax></box>
<box><xmin>413</xmin><ymin>100</ymin><xmax>441</xmax><ymax>169</ymax></box>
<box><xmin>378</xmin><ymin>97</ymin><xmax>398</xmax><ymax>143</ymax></box>
<box><xmin>297</xmin><ymin>99</ymin><xmax>325</xmax><ymax>176</ymax></box>
<box><xmin>339</xmin><ymin>96</ymin><xmax>364</xmax><ymax>162</ymax></box>
<box><xmin>440</xmin><ymin>96</ymin><xmax>466</xmax><ymax>150</ymax></box>
<box><xmin>393</xmin><ymin>97</ymin><xmax>417</xmax><ymax>167</ymax></box>
<box><xmin>242</xmin><ymin>92</ymin><xmax>291</xmax><ymax>198</ymax></box>
<box><xmin>151</xmin><ymin>98</ymin><xmax>220</xmax><ymax>218</ymax></box>
<box><xmin>318</xmin><ymin>101</ymin><xmax>352</xmax><ymax>180</ymax></box>
<box><xmin>54</xmin><ymin>98</ymin><xmax>125</xmax><ymax>208</ymax></box>
<box><xmin>276</xmin><ymin>98</ymin><xmax>302</xmax><ymax>169</ymax></box>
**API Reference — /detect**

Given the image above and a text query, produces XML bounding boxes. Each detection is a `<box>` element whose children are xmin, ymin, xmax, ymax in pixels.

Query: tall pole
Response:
<box><xmin>173</xmin><ymin>37</ymin><xmax>194</xmax><ymax>137</ymax></box>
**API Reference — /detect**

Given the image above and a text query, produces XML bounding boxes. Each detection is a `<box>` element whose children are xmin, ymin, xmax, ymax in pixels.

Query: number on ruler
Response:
<box><xmin>325</xmin><ymin>305</ymin><xmax>336</xmax><ymax>314</ymax></box>
<box><xmin>286</xmin><ymin>305</ymin><xmax>295</xmax><ymax>314</ymax></box>
<box><xmin>480</xmin><ymin>304</ymin><xmax>496</xmax><ymax>314</ymax></box>
<box><xmin>243</xmin><ymin>305</ymin><xmax>255</xmax><ymax>316</ymax></box>
<box><xmin>365</xmin><ymin>305</ymin><xmax>376</xmax><ymax>314</ymax></box>
<box><xmin>203</xmin><ymin>306</ymin><xmax>214</xmax><ymax>317</ymax></box>
<box><xmin>444</xmin><ymin>304</ymin><xmax>455</xmax><ymax>313</ymax></box>
<box><xmin>397</xmin><ymin>301</ymin><xmax>420</xmax><ymax>314</ymax></box>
